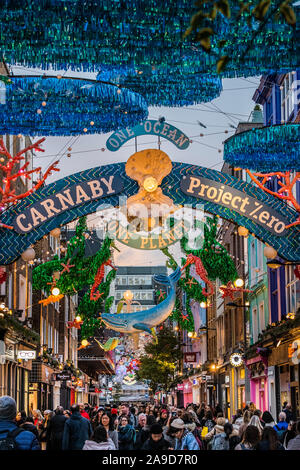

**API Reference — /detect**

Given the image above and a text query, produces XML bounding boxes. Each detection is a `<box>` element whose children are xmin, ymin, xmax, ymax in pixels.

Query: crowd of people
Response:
<box><xmin>0</xmin><ymin>395</ymin><xmax>299</xmax><ymax>451</ymax></box>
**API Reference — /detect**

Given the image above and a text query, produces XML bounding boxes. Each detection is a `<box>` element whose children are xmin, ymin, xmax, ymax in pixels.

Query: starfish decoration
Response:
<box><xmin>61</xmin><ymin>259</ymin><xmax>75</xmax><ymax>274</ymax></box>
<box><xmin>157</xmin><ymin>289</ymin><xmax>166</xmax><ymax>301</ymax></box>
<box><xmin>186</xmin><ymin>277</ymin><xmax>197</xmax><ymax>288</ymax></box>
<box><xmin>67</xmin><ymin>319</ymin><xmax>83</xmax><ymax>329</ymax></box>
<box><xmin>77</xmin><ymin>341</ymin><xmax>91</xmax><ymax>351</ymax></box>
<box><xmin>181</xmin><ymin>312</ymin><xmax>189</xmax><ymax>321</ymax></box>
<box><xmin>219</xmin><ymin>281</ymin><xmax>253</xmax><ymax>300</ymax></box>
<box><xmin>90</xmin><ymin>291</ymin><xmax>104</xmax><ymax>301</ymax></box>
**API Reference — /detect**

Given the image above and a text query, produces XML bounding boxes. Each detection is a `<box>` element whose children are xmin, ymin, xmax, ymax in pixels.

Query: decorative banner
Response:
<box><xmin>106</xmin><ymin>120</ymin><xmax>190</xmax><ymax>151</ymax></box>
<box><xmin>180</xmin><ymin>175</ymin><xmax>290</xmax><ymax>236</ymax></box>
<box><xmin>0</xmin><ymin>162</ymin><xmax>299</xmax><ymax>264</ymax></box>
<box><xmin>13</xmin><ymin>176</ymin><xmax>123</xmax><ymax>234</ymax></box>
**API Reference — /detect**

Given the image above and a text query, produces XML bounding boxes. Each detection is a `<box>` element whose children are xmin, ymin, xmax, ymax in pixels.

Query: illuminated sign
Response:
<box><xmin>17</xmin><ymin>350</ymin><xmax>36</xmax><ymax>361</ymax></box>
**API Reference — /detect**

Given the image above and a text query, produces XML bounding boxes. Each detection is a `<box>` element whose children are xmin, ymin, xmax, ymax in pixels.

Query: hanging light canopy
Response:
<box><xmin>0</xmin><ymin>76</ymin><xmax>148</xmax><ymax>136</ymax></box>
<box><xmin>0</xmin><ymin>1</ymin><xmax>297</xmax><ymax>78</ymax></box>
<box><xmin>223</xmin><ymin>124</ymin><xmax>300</xmax><ymax>172</ymax></box>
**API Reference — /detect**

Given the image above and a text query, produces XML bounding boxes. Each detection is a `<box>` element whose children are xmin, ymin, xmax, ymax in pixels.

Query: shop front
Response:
<box><xmin>0</xmin><ymin>337</ymin><xmax>34</xmax><ymax>415</ymax></box>
<box><xmin>245</xmin><ymin>355</ymin><xmax>269</xmax><ymax>412</ymax></box>
<box><xmin>218</xmin><ymin>367</ymin><xmax>231</xmax><ymax>420</ymax></box>
<box><xmin>29</xmin><ymin>361</ymin><xmax>55</xmax><ymax>412</ymax></box>
<box><xmin>183</xmin><ymin>379</ymin><xmax>193</xmax><ymax>406</ymax></box>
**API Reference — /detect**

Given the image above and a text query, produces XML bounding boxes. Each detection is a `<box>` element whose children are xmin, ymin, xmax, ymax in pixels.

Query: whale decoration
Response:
<box><xmin>101</xmin><ymin>267</ymin><xmax>181</xmax><ymax>335</ymax></box>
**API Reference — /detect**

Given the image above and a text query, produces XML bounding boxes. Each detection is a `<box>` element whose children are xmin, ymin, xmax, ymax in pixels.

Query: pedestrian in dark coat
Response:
<box><xmin>118</xmin><ymin>415</ymin><xmax>136</xmax><ymax>450</ymax></box>
<box><xmin>20</xmin><ymin>416</ymin><xmax>40</xmax><ymax>441</ymax></box>
<box><xmin>0</xmin><ymin>396</ymin><xmax>40</xmax><ymax>450</ymax></box>
<box><xmin>62</xmin><ymin>404</ymin><xmax>92</xmax><ymax>450</ymax></box>
<box><xmin>142</xmin><ymin>423</ymin><xmax>170</xmax><ymax>451</ymax></box>
<box><xmin>47</xmin><ymin>406</ymin><xmax>67</xmax><ymax>450</ymax></box>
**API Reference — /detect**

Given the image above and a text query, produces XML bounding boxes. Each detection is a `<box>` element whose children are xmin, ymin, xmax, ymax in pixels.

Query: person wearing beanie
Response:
<box><xmin>169</xmin><ymin>418</ymin><xmax>200</xmax><ymax>451</ymax></box>
<box><xmin>141</xmin><ymin>423</ymin><xmax>170</xmax><ymax>451</ymax></box>
<box><xmin>0</xmin><ymin>396</ymin><xmax>40</xmax><ymax>450</ymax></box>
<box><xmin>205</xmin><ymin>417</ymin><xmax>228</xmax><ymax>443</ymax></box>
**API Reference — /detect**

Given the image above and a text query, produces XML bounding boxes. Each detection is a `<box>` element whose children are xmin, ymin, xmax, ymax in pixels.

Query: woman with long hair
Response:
<box><xmin>238</xmin><ymin>410</ymin><xmax>252</xmax><ymax>438</ymax></box>
<box><xmin>157</xmin><ymin>409</ymin><xmax>169</xmax><ymax>428</ymax></box>
<box><xmin>100</xmin><ymin>413</ymin><xmax>118</xmax><ymax>450</ymax></box>
<box><xmin>117</xmin><ymin>415</ymin><xmax>136</xmax><ymax>450</ymax></box>
<box><xmin>92</xmin><ymin>408</ymin><xmax>104</xmax><ymax>431</ymax></box>
<box><xmin>83</xmin><ymin>425</ymin><xmax>116</xmax><ymax>450</ymax></box>
<box><xmin>261</xmin><ymin>411</ymin><xmax>275</xmax><ymax>428</ymax></box>
<box><xmin>235</xmin><ymin>425</ymin><xmax>260</xmax><ymax>450</ymax></box>
<box><xmin>256</xmin><ymin>426</ymin><xmax>285</xmax><ymax>450</ymax></box>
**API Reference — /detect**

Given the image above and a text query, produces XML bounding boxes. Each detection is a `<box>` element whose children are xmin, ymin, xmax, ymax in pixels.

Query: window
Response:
<box><xmin>252</xmin><ymin>307</ymin><xmax>258</xmax><ymax>343</ymax></box>
<box><xmin>115</xmin><ymin>292</ymin><xmax>122</xmax><ymax>300</ymax></box>
<box><xmin>281</xmin><ymin>73</ymin><xmax>294</xmax><ymax>122</ymax></box>
<box><xmin>146</xmin><ymin>292</ymin><xmax>153</xmax><ymax>300</ymax></box>
<box><xmin>259</xmin><ymin>303</ymin><xmax>265</xmax><ymax>333</ymax></box>
<box><xmin>286</xmin><ymin>265</ymin><xmax>300</xmax><ymax>314</ymax></box>
<box><xmin>18</xmin><ymin>274</ymin><xmax>26</xmax><ymax>321</ymax></box>
<box><xmin>250</xmin><ymin>239</ymin><xmax>256</xmax><ymax>287</ymax></box>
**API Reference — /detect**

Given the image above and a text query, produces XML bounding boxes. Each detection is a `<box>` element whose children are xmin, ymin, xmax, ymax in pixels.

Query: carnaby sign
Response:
<box><xmin>106</xmin><ymin>120</ymin><xmax>190</xmax><ymax>151</ymax></box>
<box><xmin>181</xmin><ymin>175</ymin><xmax>290</xmax><ymax>236</ymax></box>
<box><xmin>13</xmin><ymin>176</ymin><xmax>123</xmax><ymax>233</ymax></box>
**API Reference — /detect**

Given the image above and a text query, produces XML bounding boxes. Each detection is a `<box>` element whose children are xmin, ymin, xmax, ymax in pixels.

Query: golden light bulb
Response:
<box><xmin>200</xmin><ymin>301</ymin><xmax>207</xmax><ymax>308</ymax></box>
<box><xmin>234</xmin><ymin>278</ymin><xmax>244</xmax><ymax>288</ymax></box>
<box><xmin>143</xmin><ymin>176</ymin><xmax>158</xmax><ymax>193</ymax></box>
<box><xmin>51</xmin><ymin>287</ymin><xmax>60</xmax><ymax>296</ymax></box>
<box><xmin>81</xmin><ymin>339</ymin><xmax>88</xmax><ymax>347</ymax></box>
<box><xmin>188</xmin><ymin>332</ymin><xmax>193</xmax><ymax>338</ymax></box>
<box><xmin>75</xmin><ymin>315</ymin><xmax>82</xmax><ymax>323</ymax></box>
<box><xmin>123</xmin><ymin>290</ymin><xmax>133</xmax><ymax>301</ymax></box>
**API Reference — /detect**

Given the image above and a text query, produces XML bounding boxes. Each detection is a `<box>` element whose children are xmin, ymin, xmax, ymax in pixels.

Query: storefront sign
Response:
<box><xmin>4</xmin><ymin>340</ymin><xmax>15</xmax><ymax>362</ymax></box>
<box><xmin>13</xmin><ymin>176</ymin><xmax>123</xmax><ymax>233</ymax></box>
<box><xmin>55</xmin><ymin>372</ymin><xmax>72</xmax><ymax>381</ymax></box>
<box><xmin>181</xmin><ymin>175</ymin><xmax>289</xmax><ymax>236</ymax></box>
<box><xmin>106</xmin><ymin>120</ymin><xmax>190</xmax><ymax>151</ymax></box>
<box><xmin>184</xmin><ymin>352</ymin><xmax>197</xmax><ymax>363</ymax></box>
<box><xmin>225</xmin><ymin>375</ymin><xmax>230</xmax><ymax>383</ymax></box>
<box><xmin>17</xmin><ymin>350</ymin><xmax>36</xmax><ymax>361</ymax></box>
<box><xmin>177</xmin><ymin>384</ymin><xmax>184</xmax><ymax>391</ymax></box>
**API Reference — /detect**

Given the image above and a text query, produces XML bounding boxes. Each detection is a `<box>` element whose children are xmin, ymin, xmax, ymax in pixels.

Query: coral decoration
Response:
<box><xmin>67</xmin><ymin>319</ymin><xmax>83</xmax><ymax>329</ymax></box>
<box><xmin>181</xmin><ymin>254</ymin><xmax>214</xmax><ymax>297</ymax></box>
<box><xmin>0</xmin><ymin>137</ymin><xmax>59</xmax><ymax>228</ymax></box>
<box><xmin>246</xmin><ymin>170</ymin><xmax>300</xmax><ymax>229</ymax></box>
<box><xmin>90</xmin><ymin>259</ymin><xmax>116</xmax><ymax>301</ymax></box>
<box><xmin>294</xmin><ymin>265</ymin><xmax>300</xmax><ymax>281</ymax></box>
<box><xmin>39</xmin><ymin>294</ymin><xmax>64</xmax><ymax>306</ymax></box>
<box><xmin>60</xmin><ymin>259</ymin><xmax>75</xmax><ymax>274</ymax></box>
<box><xmin>0</xmin><ymin>267</ymin><xmax>6</xmax><ymax>284</ymax></box>
<box><xmin>219</xmin><ymin>281</ymin><xmax>253</xmax><ymax>301</ymax></box>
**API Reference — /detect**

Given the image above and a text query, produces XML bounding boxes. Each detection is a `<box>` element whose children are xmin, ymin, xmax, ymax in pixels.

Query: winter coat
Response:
<box><xmin>256</xmin><ymin>439</ymin><xmax>285</xmax><ymax>451</ymax></box>
<box><xmin>287</xmin><ymin>435</ymin><xmax>300</xmax><ymax>450</ymax></box>
<box><xmin>163</xmin><ymin>428</ymin><xmax>176</xmax><ymax>448</ymax></box>
<box><xmin>142</xmin><ymin>437</ymin><xmax>170</xmax><ymax>451</ymax></box>
<box><xmin>174</xmin><ymin>429</ymin><xmax>200</xmax><ymax>451</ymax></box>
<box><xmin>134</xmin><ymin>424</ymin><xmax>150</xmax><ymax>449</ymax></box>
<box><xmin>47</xmin><ymin>414</ymin><xmax>67</xmax><ymax>450</ymax></box>
<box><xmin>62</xmin><ymin>412</ymin><xmax>92</xmax><ymax>450</ymax></box>
<box><xmin>118</xmin><ymin>424</ymin><xmax>136</xmax><ymax>450</ymax></box>
<box><xmin>83</xmin><ymin>438</ymin><xmax>116</xmax><ymax>450</ymax></box>
<box><xmin>108</xmin><ymin>430</ymin><xmax>119</xmax><ymax>450</ymax></box>
<box><xmin>0</xmin><ymin>420</ymin><xmax>40</xmax><ymax>450</ymax></box>
<box><xmin>80</xmin><ymin>410</ymin><xmax>90</xmax><ymax>421</ymax></box>
<box><xmin>20</xmin><ymin>422</ymin><xmax>40</xmax><ymax>440</ymax></box>
<box><xmin>205</xmin><ymin>424</ymin><xmax>224</xmax><ymax>441</ymax></box>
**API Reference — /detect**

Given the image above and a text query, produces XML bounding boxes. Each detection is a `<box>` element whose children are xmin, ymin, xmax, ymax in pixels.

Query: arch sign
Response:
<box><xmin>0</xmin><ymin>121</ymin><xmax>299</xmax><ymax>264</ymax></box>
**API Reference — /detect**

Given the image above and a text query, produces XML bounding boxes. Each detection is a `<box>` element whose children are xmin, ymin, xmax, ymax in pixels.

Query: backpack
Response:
<box><xmin>274</xmin><ymin>424</ymin><xmax>286</xmax><ymax>443</ymax></box>
<box><xmin>210</xmin><ymin>433</ymin><xmax>230</xmax><ymax>451</ymax></box>
<box><xmin>0</xmin><ymin>427</ymin><xmax>24</xmax><ymax>450</ymax></box>
<box><xmin>193</xmin><ymin>428</ymin><xmax>204</xmax><ymax>450</ymax></box>
<box><xmin>240</xmin><ymin>443</ymin><xmax>253</xmax><ymax>450</ymax></box>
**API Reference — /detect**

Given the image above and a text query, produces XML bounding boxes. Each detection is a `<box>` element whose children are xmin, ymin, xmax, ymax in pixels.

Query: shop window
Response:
<box><xmin>252</xmin><ymin>307</ymin><xmax>258</xmax><ymax>343</ymax></box>
<box><xmin>259</xmin><ymin>303</ymin><xmax>265</xmax><ymax>334</ymax></box>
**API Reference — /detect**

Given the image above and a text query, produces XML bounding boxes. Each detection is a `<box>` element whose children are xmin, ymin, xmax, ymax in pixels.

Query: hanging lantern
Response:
<box><xmin>263</xmin><ymin>246</ymin><xmax>278</xmax><ymax>259</ymax></box>
<box><xmin>21</xmin><ymin>247</ymin><xmax>35</xmax><ymax>262</ymax></box>
<box><xmin>50</xmin><ymin>227</ymin><xmax>61</xmax><ymax>238</ymax></box>
<box><xmin>238</xmin><ymin>226</ymin><xmax>249</xmax><ymax>237</ymax></box>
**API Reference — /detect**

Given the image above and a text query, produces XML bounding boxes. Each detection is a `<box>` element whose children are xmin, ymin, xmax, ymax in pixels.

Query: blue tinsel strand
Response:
<box><xmin>0</xmin><ymin>0</ymin><xmax>298</xmax><ymax>78</ymax></box>
<box><xmin>223</xmin><ymin>124</ymin><xmax>300</xmax><ymax>172</ymax></box>
<box><xmin>0</xmin><ymin>76</ymin><xmax>148</xmax><ymax>136</ymax></box>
